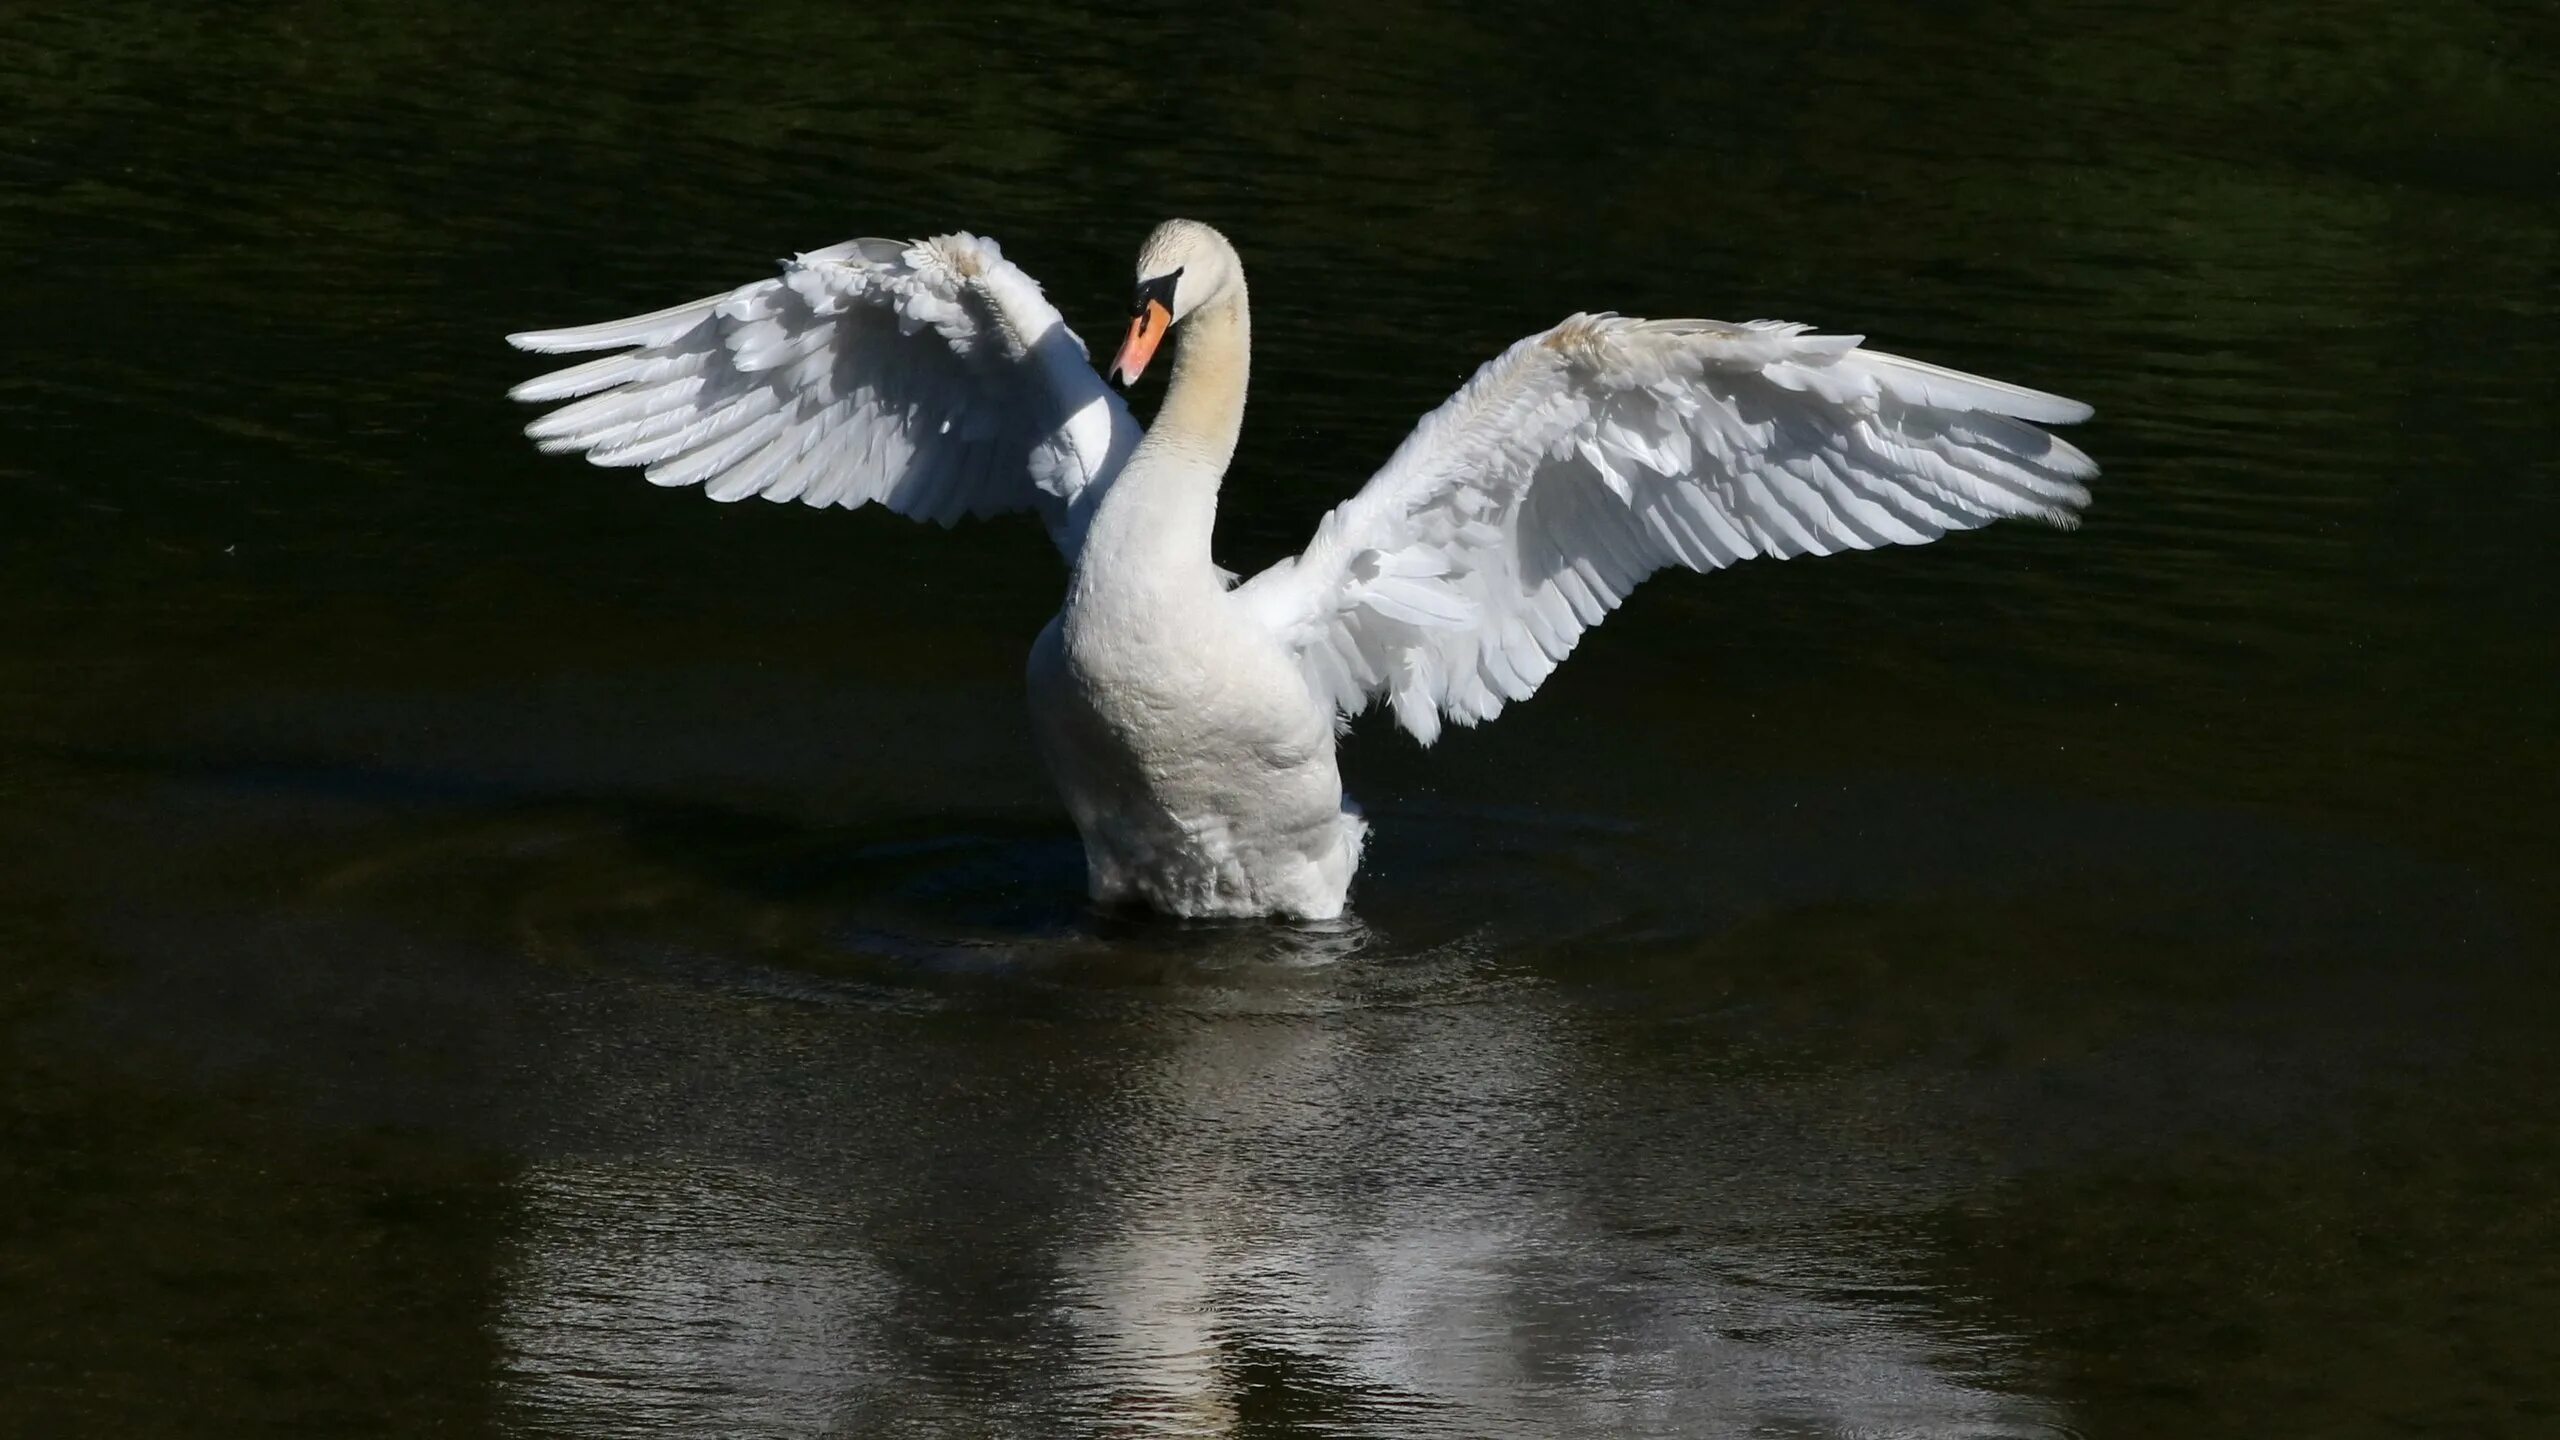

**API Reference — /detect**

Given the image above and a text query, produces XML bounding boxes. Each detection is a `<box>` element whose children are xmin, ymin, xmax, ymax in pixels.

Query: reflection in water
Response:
<box><xmin>503</xmin><ymin>1164</ymin><xmax>904</xmax><ymax>1436</ymax></box>
<box><xmin>492</xmin><ymin>917</ymin><xmax>2059</xmax><ymax>1437</ymax></box>
<box><xmin>1050</xmin><ymin>987</ymin><xmax>2058</xmax><ymax>1438</ymax></box>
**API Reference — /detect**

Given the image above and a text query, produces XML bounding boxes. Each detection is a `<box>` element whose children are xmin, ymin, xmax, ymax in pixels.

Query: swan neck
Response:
<box><xmin>1074</xmin><ymin>283</ymin><xmax>1249</xmax><ymax>599</ymax></box>
<box><xmin>1154</xmin><ymin>286</ymin><xmax>1249</xmax><ymax>476</ymax></box>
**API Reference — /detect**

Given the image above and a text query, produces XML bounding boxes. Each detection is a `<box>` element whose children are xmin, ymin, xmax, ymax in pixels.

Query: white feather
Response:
<box><xmin>506</xmin><ymin>232</ymin><xmax>1143</xmax><ymax>558</ymax></box>
<box><xmin>1235</xmin><ymin>313</ymin><xmax>2097</xmax><ymax>742</ymax></box>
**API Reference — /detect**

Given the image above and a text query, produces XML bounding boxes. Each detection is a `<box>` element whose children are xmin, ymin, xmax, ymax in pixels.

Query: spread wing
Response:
<box><xmin>1234</xmin><ymin>314</ymin><xmax>2098</xmax><ymax>743</ymax></box>
<box><xmin>507</xmin><ymin>232</ymin><xmax>1141</xmax><ymax>558</ymax></box>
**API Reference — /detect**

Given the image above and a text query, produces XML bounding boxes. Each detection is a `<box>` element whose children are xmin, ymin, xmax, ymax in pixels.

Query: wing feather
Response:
<box><xmin>506</xmin><ymin>233</ymin><xmax>1142</xmax><ymax>557</ymax></box>
<box><xmin>1235</xmin><ymin>314</ymin><xmax>2096</xmax><ymax>744</ymax></box>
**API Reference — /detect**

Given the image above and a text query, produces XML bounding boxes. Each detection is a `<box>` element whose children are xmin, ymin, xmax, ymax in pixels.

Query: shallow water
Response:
<box><xmin>5</xmin><ymin>1</ymin><xmax>2557</xmax><ymax>1435</ymax></box>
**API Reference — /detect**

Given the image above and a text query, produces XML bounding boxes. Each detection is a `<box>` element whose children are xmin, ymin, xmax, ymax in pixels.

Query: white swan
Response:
<box><xmin>509</xmin><ymin>219</ymin><xmax>2095</xmax><ymax>920</ymax></box>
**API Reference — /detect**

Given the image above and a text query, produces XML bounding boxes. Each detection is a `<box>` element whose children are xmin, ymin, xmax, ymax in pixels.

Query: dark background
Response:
<box><xmin>4</xmin><ymin>2</ymin><xmax>2556</xmax><ymax>1435</ymax></box>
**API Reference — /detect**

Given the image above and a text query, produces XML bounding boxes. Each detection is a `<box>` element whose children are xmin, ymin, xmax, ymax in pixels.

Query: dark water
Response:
<box><xmin>6</xmin><ymin>1</ymin><xmax>2558</xmax><ymax>1435</ymax></box>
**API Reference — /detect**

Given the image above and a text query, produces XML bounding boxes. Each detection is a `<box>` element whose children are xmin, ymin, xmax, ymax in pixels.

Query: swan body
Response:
<box><xmin>509</xmin><ymin>220</ymin><xmax>2096</xmax><ymax>919</ymax></box>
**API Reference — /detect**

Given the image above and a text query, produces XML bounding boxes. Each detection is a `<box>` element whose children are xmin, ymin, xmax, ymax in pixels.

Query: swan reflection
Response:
<box><xmin>496</xmin><ymin>930</ymin><xmax>2062</xmax><ymax>1437</ymax></box>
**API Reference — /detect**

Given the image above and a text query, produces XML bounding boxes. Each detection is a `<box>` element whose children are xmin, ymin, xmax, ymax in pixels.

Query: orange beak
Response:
<box><xmin>1109</xmin><ymin>299</ymin><xmax>1171</xmax><ymax>387</ymax></box>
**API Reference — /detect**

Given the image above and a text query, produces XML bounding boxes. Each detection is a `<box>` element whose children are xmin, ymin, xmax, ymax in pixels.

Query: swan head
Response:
<box><xmin>1109</xmin><ymin>218</ymin><xmax>1240</xmax><ymax>387</ymax></box>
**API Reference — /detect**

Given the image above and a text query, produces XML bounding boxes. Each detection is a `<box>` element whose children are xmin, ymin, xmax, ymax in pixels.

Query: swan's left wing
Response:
<box><xmin>1234</xmin><ymin>314</ymin><xmax>2097</xmax><ymax>743</ymax></box>
<box><xmin>508</xmin><ymin>232</ymin><xmax>1139</xmax><ymax>558</ymax></box>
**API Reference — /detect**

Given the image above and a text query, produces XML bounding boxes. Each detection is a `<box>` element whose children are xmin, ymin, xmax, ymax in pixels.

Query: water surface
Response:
<box><xmin>4</xmin><ymin>2</ymin><xmax>2557</xmax><ymax>1435</ymax></box>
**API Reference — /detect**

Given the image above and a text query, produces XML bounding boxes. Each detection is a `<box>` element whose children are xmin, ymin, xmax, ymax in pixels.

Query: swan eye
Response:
<box><xmin>1132</xmin><ymin>267</ymin><xmax>1183</xmax><ymax>317</ymax></box>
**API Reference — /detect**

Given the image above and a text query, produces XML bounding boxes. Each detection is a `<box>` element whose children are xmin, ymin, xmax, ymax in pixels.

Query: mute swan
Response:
<box><xmin>509</xmin><ymin>219</ymin><xmax>2095</xmax><ymax>920</ymax></box>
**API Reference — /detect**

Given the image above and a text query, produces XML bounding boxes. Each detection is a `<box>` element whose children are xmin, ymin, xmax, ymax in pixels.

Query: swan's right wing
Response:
<box><xmin>508</xmin><ymin>232</ymin><xmax>1141</xmax><ymax>558</ymax></box>
<box><xmin>1236</xmin><ymin>314</ymin><xmax>2096</xmax><ymax>743</ymax></box>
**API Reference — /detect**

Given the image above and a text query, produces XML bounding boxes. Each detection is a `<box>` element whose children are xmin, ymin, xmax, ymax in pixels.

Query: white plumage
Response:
<box><xmin>511</xmin><ymin>220</ymin><xmax>2096</xmax><ymax>919</ymax></box>
<box><xmin>1234</xmin><ymin>313</ymin><xmax>2094</xmax><ymax>743</ymax></box>
<box><xmin>510</xmin><ymin>234</ymin><xmax>1139</xmax><ymax>553</ymax></box>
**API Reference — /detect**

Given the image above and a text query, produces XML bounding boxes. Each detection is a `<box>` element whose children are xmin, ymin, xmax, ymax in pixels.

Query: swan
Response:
<box><xmin>508</xmin><ymin>219</ymin><xmax>2095</xmax><ymax>920</ymax></box>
